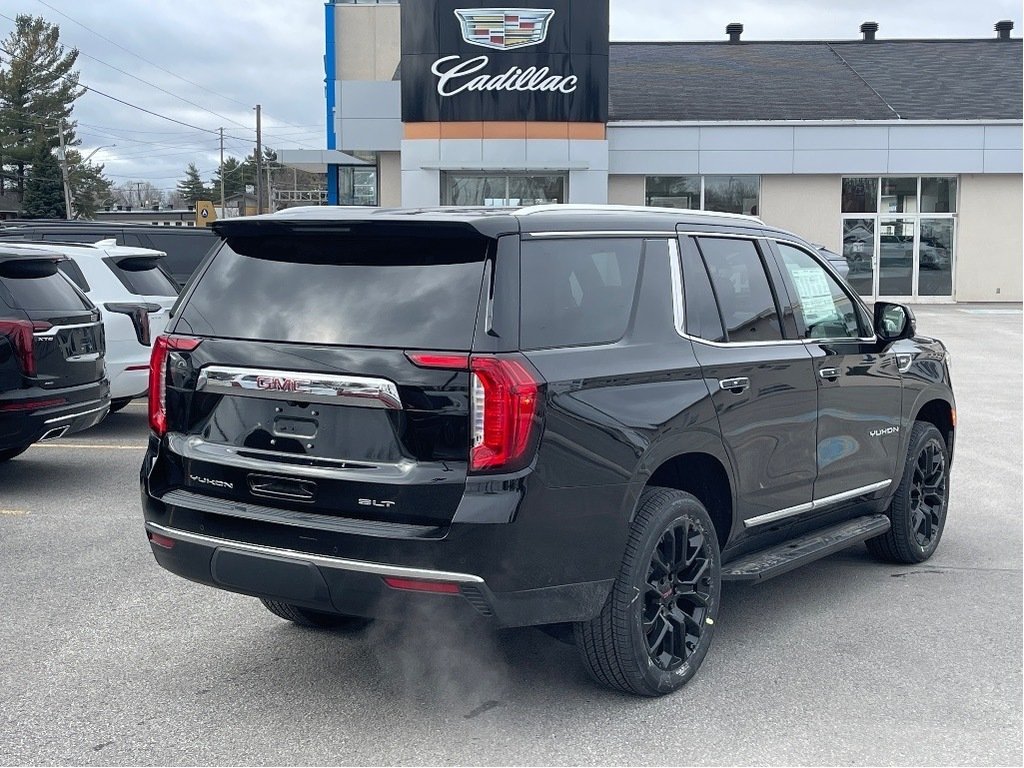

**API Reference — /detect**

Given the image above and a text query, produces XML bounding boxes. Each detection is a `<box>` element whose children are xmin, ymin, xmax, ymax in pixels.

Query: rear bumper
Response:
<box><xmin>143</xmin><ymin>519</ymin><xmax>613</xmax><ymax>628</ymax></box>
<box><xmin>0</xmin><ymin>381</ymin><xmax>110</xmax><ymax>450</ymax></box>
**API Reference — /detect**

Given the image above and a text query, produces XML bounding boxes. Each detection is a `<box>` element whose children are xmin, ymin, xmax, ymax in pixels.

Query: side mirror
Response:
<box><xmin>874</xmin><ymin>302</ymin><xmax>916</xmax><ymax>342</ymax></box>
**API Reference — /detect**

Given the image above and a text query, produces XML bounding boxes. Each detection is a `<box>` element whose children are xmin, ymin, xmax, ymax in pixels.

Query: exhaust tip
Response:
<box><xmin>39</xmin><ymin>425</ymin><xmax>70</xmax><ymax>442</ymax></box>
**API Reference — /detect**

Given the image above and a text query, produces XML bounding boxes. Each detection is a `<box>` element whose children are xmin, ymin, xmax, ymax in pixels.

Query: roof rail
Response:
<box><xmin>515</xmin><ymin>203</ymin><xmax>763</xmax><ymax>224</ymax></box>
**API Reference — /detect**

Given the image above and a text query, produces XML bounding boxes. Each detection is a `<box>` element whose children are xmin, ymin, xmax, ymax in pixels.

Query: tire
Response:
<box><xmin>574</xmin><ymin>487</ymin><xmax>721</xmax><ymax>697</ymax></box>
<box><xmin>0</xmin><ymin>445</ymin><xmax>30</xmax><ymax>463</ymax></box>
<box><xmin>109</xmin><ymin>398</ymin><xmax>132</xmax><ymax>414</ymax></box>
<box><xmin>259</xmin><ymin>599</ymin><xmax>372</xmax><ymax>630</ymax></box>
<box><xmin>866</xmin><ymin>421</ymin><xmax>950</xmax><ymax>564</ymax></box>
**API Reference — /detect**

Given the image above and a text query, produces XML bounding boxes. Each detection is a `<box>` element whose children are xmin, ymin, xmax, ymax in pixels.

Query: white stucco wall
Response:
<box><xmin>759</xmin><ymin>175</ymin><xmax>842</xmax><ymax>251</ymax></box>
<box><xmin>955</xmin><ymin>173</ymin><xmax>1023</xmax><ymax>301</ymax></box>
<box><xmin>335</xmin><ymin>4</ymin><xmax>401</xmax><ymax>81</ymax></box>
<box><xmin>378</xmin><ymin>151</ymin><xmax>402</xmax><ymax>207</ymax></box>
<box><xmin>608</xmin><ymin>175</ymin><xmax>645</xmax><ymax>205</ymax></box>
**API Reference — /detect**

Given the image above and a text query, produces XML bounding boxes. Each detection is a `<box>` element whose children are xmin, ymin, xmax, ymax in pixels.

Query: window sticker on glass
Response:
<box><xmin>790</xmin><ymin>267</ymin><xmax>835</xmax><ymax>327</ymax></box>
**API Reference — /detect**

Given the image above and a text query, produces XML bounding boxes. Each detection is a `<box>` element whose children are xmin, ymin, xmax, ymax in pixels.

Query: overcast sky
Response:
<box><xmin>1</xmin><ymin>0</ymin><xmax>1019</xmax><ymax>195</ymax></box>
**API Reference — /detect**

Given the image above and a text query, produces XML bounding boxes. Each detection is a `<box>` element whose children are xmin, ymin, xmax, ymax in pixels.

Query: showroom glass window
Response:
<box><xmin>443</xmin><ymin>173</ymin><xmax>566</xmax><ymax>206</ymax></box>
<box><xmin>337</xmin><ymin>152</ymin><xmax>379</xmax><ymax>206</ymax></box>
<box><xmin>645</xmin><ymin>176</ymin><xmax>760</xmax><ymax>215</ymax></box>
<box><xmin>840</xmin><ymin>176</ymin><xmax>957</xmax><ymax>300</ymax></box>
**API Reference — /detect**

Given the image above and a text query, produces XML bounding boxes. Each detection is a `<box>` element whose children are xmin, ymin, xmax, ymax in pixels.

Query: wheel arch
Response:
<box><xmin>633</xmin><ymin>445</ymin><xmax>736</xmax><ymax>551</ymax></box>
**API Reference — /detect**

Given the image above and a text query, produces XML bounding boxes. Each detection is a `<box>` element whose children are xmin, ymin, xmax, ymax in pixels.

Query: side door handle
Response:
<box><xmin>819</xmin><ymin>367</ymin><xmax>841</xmax><ymax>381</ymax></box>
<box><xmin>719</xmin><ymin>377</ymin><xmax>750</xmax><ymax>394</ymax></box>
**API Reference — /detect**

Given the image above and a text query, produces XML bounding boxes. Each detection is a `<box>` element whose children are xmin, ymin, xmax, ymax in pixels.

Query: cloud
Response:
<box><xmin>5</xmin><ymin>0</ymin><xmax>1018</xmax><ymax>193</ymax></box>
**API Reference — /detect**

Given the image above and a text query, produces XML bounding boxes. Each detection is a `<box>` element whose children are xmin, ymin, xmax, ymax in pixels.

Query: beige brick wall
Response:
<box><xmin>336</xmin><ymin>4</ymin><xmax>401</xmax><ymax>81</ymax></box>
<box><xmin>955</xmin><ymin>174</ymin><xmax>1023</xmax><ymax>302</ymax></box>
<box><xmin>759</xmin><ymin>175</ymin><xmax>842</xmax><ymax>251</ymax></box>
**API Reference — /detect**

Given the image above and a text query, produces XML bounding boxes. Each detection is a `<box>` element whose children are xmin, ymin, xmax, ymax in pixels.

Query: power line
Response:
<box><xmin>33</xmin><ymin>0</ymin><xmax>253</xmax><ymax>110</ymax></box>
<box><xmin>33</xmin><ymin>0</ymin><xmax>316</xmax><ymax>134</ymax></box>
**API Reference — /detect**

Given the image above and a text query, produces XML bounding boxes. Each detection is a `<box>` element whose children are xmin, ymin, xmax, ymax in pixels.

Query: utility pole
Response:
<box><xmin>254</xmin><ymin>104</ymin><xmax>263</xmax><ymax>215</ymax></box>
<box><xmin>57</xmin><ymin>120</ymin><xmax>73</xmax><ymax>220</ymax></box>
<box><xmin>266</xmin><ymin>162</ymin><xmax>273</xmax><ymax>213</ymax></box>
<box><xmin>219</xmin><ymin>127</ymin><xmax>225</xmax><ymax>215</ymax></box>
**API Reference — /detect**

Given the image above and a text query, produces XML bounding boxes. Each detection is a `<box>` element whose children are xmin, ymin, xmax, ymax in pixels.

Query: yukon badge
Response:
<box><xmin>190</xmin><ymin>475</ymin><xmax>234</xmax><ymax>489</ymax></box>
<box><xmin>869</xmin><ymin>426</ymin><xmax>900</xmax><ymax>437</ymax></box>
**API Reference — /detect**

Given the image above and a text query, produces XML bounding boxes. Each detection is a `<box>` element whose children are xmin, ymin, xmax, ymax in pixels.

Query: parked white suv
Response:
<box><xmin>8</xmin><ymin>240</ymin><xmax>178</xmax><ymax>411</ymax></box>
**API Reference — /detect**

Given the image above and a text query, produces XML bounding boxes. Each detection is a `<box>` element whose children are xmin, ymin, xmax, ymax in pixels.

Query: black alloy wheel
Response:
<box><xmin>575</xmin><ymin>487</ymin><xmax>721</xmax><ymax>696</ymax></box>
<box><xmin>908</xmin><ymin>436</ymin><xmax>947</xmax><ymax>548</ymax></box>
<box><xmin>867</xmin><ymin>421</ymin><xmax>950</xmax><ymax>564</ymax></box>
<box><xmin>643</xmin><ymin>518</ymin><xmax>713</xmax><ymax>671</ymax></box>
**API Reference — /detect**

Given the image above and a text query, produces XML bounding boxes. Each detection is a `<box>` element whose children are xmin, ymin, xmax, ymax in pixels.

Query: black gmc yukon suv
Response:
<box><xmin>2</xmin><ymin>246</ymin><xmax>109</xmax><ymax>461</ymax></box>
<box><xmin>141</xmin><ymin>205</ymin><xmax>955</xmax><ymax>696</ymax></box>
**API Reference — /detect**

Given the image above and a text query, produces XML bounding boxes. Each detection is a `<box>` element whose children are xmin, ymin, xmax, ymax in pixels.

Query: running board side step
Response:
<box><xmin>722</xmin><ymin>514</ymin><xmax>891</xmax><ymax>582</ymax></box>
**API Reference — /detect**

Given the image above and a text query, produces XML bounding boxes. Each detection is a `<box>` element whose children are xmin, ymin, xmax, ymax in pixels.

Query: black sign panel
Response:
<box><xmin>401</xmin><ymin>0</ymin><xmax>609</xmax><ymax>123</ymax></box>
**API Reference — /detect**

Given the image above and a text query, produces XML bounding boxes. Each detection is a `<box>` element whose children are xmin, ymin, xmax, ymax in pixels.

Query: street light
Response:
<box><xmin>80</xmin><ymin>144</ymin><xmax>116</xmax><ymax>164</ymax></box>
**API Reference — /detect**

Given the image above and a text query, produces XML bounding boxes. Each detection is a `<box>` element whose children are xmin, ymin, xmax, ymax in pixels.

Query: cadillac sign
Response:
<box><xmin>401</xmin><ymin>0</ymin><xmax>609</xmax><ymax>123</ymax></box>
<box><xmin>454</xmin><ymin>8</ymin><xmax>556</xmax><ymax>50</ymax></box>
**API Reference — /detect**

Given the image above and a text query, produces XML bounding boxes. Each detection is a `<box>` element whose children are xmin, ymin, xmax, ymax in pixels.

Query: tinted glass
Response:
<box><xmin>57</xmin><ymin>260</ymin><xmax>90</xmax><ymax>292</ymax></box>
<box><xmin>921</xmin><ymin>177</ymin><xmax>957</xmax><ymax>213</ymax></box>
<box><xmin>696</xmin><ymin>238</ymin><xmax>782</xmax><ymax>343</ymax></box>
<box><xmin>842</xmin><ymin>178</ymin><xmax>878</xmax><ymax>213</ymax></box>
<box><xmin>443</xmin><ymin>173</ymin><xmax>565</xmax><ymax>206</ymax></box>
<box><xmin>105</xmin><ymin>259</ymin><xmax>179</xmax><ymax>296</ymax></box>
<box><xmin>146</xmin><ymin>233</ymin><xmax>217</xmax><ymax>282</ymax></box>
<box><xmin>177</xmin><ymin>235</ymin><xmax>488</xmax><ymax>349</ymax></box>
<box><xmin>881</xmin><ymin>177</ymin><xmax>917</xmax><ymax>213</ymax></box>
<box><xmin>703</xmin><ymin>176</ymin><xmax>759</xmax><ymax>215</ymax></box>
<box><xmin>521</xmin><ymin>238</ymin><xmax>642</xmax><ymax>349</ymax></box>
<box><xmin>680</xmin><ymin>239</ymin><xmax>725</xmax><ymax>342</ymax></box>
<box><xmin>843</xmin><ymin>217</ymin><xmax>875</xmax><ymax>297</ymax></box>
<box><xmin>1</xmin><ymin>271</ymin><xmax>90</xmax><ymax>311</ymax></box>
<box><xmin>879</xmin><ymin>218</ymin><xmax>914</xmax><ymax>295</ymax></box>
<box><xmin>776</xmin><ymin>243</ymin><xmax>863</xmax><ymax>339</ymax></box>
<box><xmin>646</xmin><ymin>176</ymin><xmax>700</xmax><ymax>209</ymax></box>
<box><xmin>918</xmin><ymin>219</ymin><xmax>954</xmax><ymax>296</ymax></box>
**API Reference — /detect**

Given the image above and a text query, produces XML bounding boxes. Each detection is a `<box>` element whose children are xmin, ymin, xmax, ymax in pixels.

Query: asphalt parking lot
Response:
<box><xmin>1</xmin><ymin>305</ymin><xmax>1021</xmax><ymax>766</ymax></box>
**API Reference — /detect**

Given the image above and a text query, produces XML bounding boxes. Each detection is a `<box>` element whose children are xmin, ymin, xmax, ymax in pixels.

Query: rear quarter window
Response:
<box><xmin>520</xmin><ymin>238</ymin><xmax>643</xmax><ymax>349</ymax></box>
<box><xmin>104</xmin><ymin>258</ymin><xmax>179</xmax><ymax>296</ymax></box>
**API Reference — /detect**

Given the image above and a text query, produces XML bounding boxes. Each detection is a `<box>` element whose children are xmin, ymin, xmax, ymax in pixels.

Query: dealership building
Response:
<box><xmin>279</xmin><ymin>0</ymin><xmax>1023</xmax><ymax>303</ymax></box>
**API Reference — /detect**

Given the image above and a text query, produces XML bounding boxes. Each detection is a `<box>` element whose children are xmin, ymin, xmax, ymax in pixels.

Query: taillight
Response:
<box><xmin>407</xmin><ymin>351</ymin><xmax>543</xmax><ymax>473</ymax></box>
<box><xmin>148</xmin><ymin>334</ymin><xmax>200</xmax><ymax>437</ymax></box>
<box><xmin>105</xmin><ymin>302</ymin><xmax>160</xmax><ymax>346</ymax></box>
<box><xmin>0</xmin><ymin>319</ymin><xmax>48</xmax><ymax>377</ymax></box>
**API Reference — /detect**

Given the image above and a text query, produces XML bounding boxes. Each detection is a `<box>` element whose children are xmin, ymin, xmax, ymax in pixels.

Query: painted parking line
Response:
<box><xmin>0</xmin><ymin>509</ymin><xmax>30</xmax><ymax>516</ymax></box>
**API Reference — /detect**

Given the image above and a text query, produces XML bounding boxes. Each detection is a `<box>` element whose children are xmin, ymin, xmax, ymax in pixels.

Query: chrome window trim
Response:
<box><xmin>744</xmin><ymin>479</ymin><xmax>892</xmax><ymax>528</ymax></box>
<box><xmin>196</xmin><ymin>365</ymin><xmax>402</xmax><ymax>410</ymax></box>
<box><xmin>144</xmin><ymin>522</ymin><xmax>485</xmax><ymax>584</ymax></box>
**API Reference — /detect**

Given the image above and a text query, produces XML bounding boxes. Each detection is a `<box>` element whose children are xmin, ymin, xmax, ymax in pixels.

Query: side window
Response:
<box><xmin>520</xmin><ymin>237</ymin><xmax>643</xmax><ymax>350</ymax></box>
<box><xmin>696</xmin><ymin>237</ymin><xmax>783</xmax><ymax>343</ymax></box>
<box><xmin>775</xmin><ymin>242</ymin><xmax>864</xmax><ymax>339</ymax></box>
<box><xmin>678</xmin><ymin>238</ymin><xmax>725</xmax><ymax>342</ymax></box>
<box><xmin>57</xmin><ymin>260</ymin><xmax>91</xmax><ymax>292</ymax></box>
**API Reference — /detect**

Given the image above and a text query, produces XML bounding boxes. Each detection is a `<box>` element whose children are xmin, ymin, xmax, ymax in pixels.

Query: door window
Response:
<box><xmin>695</xmin><ymin>237</ymin><xmax>783</xmax><ymax>343</ymax></box>
<box><xmin>775</xmin><ymin>243</ymin><xmax>865</xmax><ymax>339</ymax></box>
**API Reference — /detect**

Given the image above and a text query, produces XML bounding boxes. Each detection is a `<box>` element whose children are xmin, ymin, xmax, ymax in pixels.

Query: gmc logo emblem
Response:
<box><xmin>256</xmin><ymin>376</ymin><xmax>303</xmax><ymax>392</ymax></box>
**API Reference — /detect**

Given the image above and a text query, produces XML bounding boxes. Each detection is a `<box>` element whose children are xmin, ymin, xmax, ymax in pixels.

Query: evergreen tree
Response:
<box><xmin>66</xmin><ymin>149</ymin><xmax>112</xmax><ymax>219</ymax></box>
<box><xmin>21</xmin><ymin>145</ymin><xmax>65</xmax><ymax>218</ymax></box>
<box><xmin>0</xmin><ymin>14</ymin><xmax>83</xmax><ymax>203</ymax></box>
<box><xmin>176</xmin><ymin>162</ymin><xmax>209</xmax><ymax>205</ymax></box>
<box><xmin>212</xmin><ymin>156</ymin><xmax>245</xmax><ymax>200</ymax></box>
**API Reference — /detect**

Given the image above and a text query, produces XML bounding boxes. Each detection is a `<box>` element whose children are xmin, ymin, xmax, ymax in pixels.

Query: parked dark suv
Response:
<box><xmin>140</xmin><ymin>205</ymin><xmax>955</xmax><ymax>696</ymax></box>
<box><xmin>0</xmin><ymin>221</ymin><xmax>218</xmax><ymax>287</ymax></box>
<box><xmin>1</xmin><ymin>246</ymin><xmax>109</xmax><ymax>461</ymax></box>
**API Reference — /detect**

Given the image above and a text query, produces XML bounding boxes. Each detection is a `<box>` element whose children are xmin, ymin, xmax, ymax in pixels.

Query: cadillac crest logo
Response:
<box><xmin>454</xmin><ymin>8</ymin><xmax>556</xmax><ymax>50</ymax></box>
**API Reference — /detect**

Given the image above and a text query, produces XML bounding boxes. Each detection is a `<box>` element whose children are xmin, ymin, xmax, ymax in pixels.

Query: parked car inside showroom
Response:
<box><xmin>1</xmin><ymin>245</ymin><xmax>109</xmax><ymax>462</ymax></box>
<box><xmin>8</xmin><ymin>240</ymin><xmax>177</xmax><ymax>413</ymax></box>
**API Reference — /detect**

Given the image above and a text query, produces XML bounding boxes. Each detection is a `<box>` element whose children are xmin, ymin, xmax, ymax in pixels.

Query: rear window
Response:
<box><xmin>57</xmin><ymin>260</ymin><xmax>91</xmax><ymax>292</ymax></box>
<box><xmin>104</xmin><ymin>257</ymin><xmax>179</xmax><ymax>296</ymax></box>
<box><xmin>0</xmin><ymin>271</ymin><xmax>91</xmax><ymax>311</ymax></box>
<box><xmin>146</xmin><ymin>232</ymin><xmax>217</xmax><ymax>281</ymax></box>
<box><xmin>520</xmin><ymin>238</ymin><xmax>642</xmax><ymax>349</ymax></box>
<box><xmin>175</xmin><ymin>234</ymin><xmax>489</xmax><ymax>349</ymax></box>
